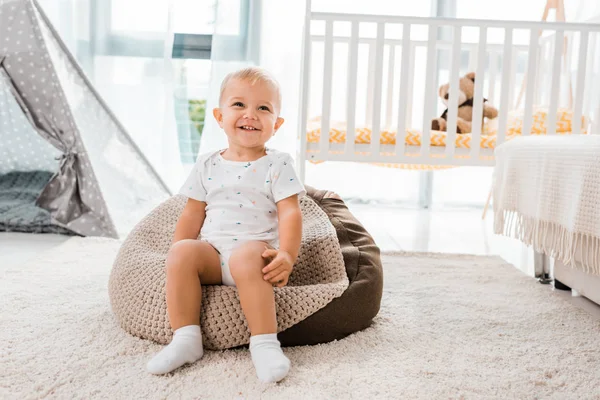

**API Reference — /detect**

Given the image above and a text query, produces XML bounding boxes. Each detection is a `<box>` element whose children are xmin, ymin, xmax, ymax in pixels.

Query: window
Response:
<box><xmin>39</xmin><ymin>0</ymin><xmax>254</xmax><ymax>166</ymax></box>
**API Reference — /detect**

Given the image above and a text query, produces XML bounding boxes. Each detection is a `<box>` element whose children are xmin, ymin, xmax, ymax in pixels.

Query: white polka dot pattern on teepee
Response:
<box><xmin>0</xmin><ymin>72</ymin><xmax>61</xmax><ymax>174</ymax></box>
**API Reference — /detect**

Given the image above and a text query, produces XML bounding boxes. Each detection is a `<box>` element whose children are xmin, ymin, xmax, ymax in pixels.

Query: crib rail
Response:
<box><xmin>297</xmin><ymin>9</ymin><xmax>600</xmax><ymax>177</ymax></box>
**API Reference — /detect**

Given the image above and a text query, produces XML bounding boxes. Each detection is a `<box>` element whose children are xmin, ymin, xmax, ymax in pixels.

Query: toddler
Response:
<box><xmin>146</xmin><ymin>67</ymin><xmax>305</xmax><ymax>383</ymax></box>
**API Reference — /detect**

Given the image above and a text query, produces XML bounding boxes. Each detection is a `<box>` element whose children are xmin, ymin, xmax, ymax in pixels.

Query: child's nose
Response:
<box><xmin>243</xmin><ymin>110</ymin><xmax>258</xmax><ymax>120</ymax></box>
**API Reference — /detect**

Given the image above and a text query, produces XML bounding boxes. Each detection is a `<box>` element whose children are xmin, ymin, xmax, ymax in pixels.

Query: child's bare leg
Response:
<box><xmin>229</xmin><ymin>241</ymin><xmax>276</xmax><ymax>334</ymax></box>
<box><xmin>166</xmin><ymin>240</ymin><xmax>222</xmax><ymax>329</ymax></box>
<box><xmin>229</xmin><ymin>241</ymin><xmax>290</xmax><ymax>383</ymax></box>
<box><xmin>147</xmin><ymin>240</ymin><xmax>221</xmax><ymax>375</ymax></box>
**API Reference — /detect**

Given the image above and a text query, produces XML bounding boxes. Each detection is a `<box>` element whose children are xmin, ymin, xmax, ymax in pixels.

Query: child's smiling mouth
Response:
<box><xmin>238</xmin><ymin>125</ymin><xmax>261</xmax><ymax>131</ymax></box>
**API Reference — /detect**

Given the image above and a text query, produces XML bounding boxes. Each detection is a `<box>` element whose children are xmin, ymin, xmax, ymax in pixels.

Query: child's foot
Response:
<box><xmin>146</xmin><ymin>325</ymin><xmax>204</xmax><ymax>375</ymax></box>
<box><xmin>249</xmin><ymin>333</ymin><xmax>290</xmax><ymax>383</ymax></box>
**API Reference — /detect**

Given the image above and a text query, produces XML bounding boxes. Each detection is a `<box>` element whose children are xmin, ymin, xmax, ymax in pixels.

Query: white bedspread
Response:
<box><xmin>493</xmin><ymin>135</ymin><xmax>600</xmax><ymax>275</ymax></box>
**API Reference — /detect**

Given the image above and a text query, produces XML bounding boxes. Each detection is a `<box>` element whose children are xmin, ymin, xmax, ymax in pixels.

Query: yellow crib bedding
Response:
<box><xmin>307</xmin><ymin>108</ymin><xmax>587</xmax><ymax>149</ymax></box>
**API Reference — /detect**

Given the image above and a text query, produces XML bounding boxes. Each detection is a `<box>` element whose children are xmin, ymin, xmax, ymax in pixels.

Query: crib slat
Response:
<box><xmin>395</xmin><ymin>23</ymin><xmax>411</xmax><ymax>156</ymax></box>
<box><xmin>540</xmin><ymin>42</ymin><xmax>550</xmax><ymax>104</ymax></box>
<box><xmin>565</xmin><ymin>32</ymin><xmax>574</xmax><ymax>109</ymax></box>
<box><xmin>535</xmin><ymin>43</ymin><xmax>547</xmax><ymax>105</ymax></box>
<box><xmin>320</xmin><ymin>20</ymin><xmax>334</xmax><ymax>156</ymax></box>
<box><xmin>522</xmin><ymin>28</ymin><xmax>539</xmax><ymax>136</ymax></box>
<box><xmin>488</xmin><ymin>52</ymin><xmax>498</xmax><ymax>104</ymax></box>
<box><xmin>545</xmin><ymin>40</ymin><xmax>555</xmax><ymax>105</ymax></box>
<box><xmin>593</xmin><ymin>34</ymin><xmax>600</xmax><ymax>135</ymax></box>
<box><xmin>366</xmin><ymin>40</ymin><xmax>375</xmax><ymax>126</ymax></box>
<box><xmin>421</xmin><ymin>23</ymin><xmax>438</xmax><ymax>157</ymax></box>
<box><xmin>369</xmin><ymin>22</ymin><xmax>385</xmax><ymax>157</ymax></box>
<box><xmin>470</xmin><ymin>26</ymin><xmax>487</xmax><ymax>160</ymax></box>
<box><xmin>345</xmin><ymin>21</ymin><xmax>359</xmax><ymax>155</ymax></box>
<box><xmin>385</xmin><ymin>45</ymin><xmax>395</xmax><ymax>129</ymax></box>
<box><xmin>445</xmin><ymin>25</ymin><xmax>462</xmax><ymax>159</ymax></box>
<box><xmin>406</xmin><ymin>43</ymin><xmax>416</xmax><ymax>130</ymax></box>
<box><xmin>546</xmin><ymin>30</ymin><xmax>564</xmax><ymax>136</ymax></box>
<box><xmin>508</xmin><ymin>48</ymin><xmax>518</xmax><ymax>109</ymax></box>
<box><xmin>298</xmin><ymin>6</ymin><xmax>313</xmax><ymax>181</ymax></box>
<box><xmin>583</xmin><ymin>33</ymin><xmax>596</xmax><ymax>122</ymax></box>
<box><xmin>496</xmin><ymin>27</ymin><xmax>513</xmax><ymax>146</ymax></box>
<box><xmin>573</xmin><ymin>31</ymin><xmax>588</xmax><ymax>136</ymax></box>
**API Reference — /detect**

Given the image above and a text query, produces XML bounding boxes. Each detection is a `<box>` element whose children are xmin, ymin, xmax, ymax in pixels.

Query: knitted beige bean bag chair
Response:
<box><xmin>109</xmin><ymin>190</ymin><xmax>353</xmax><ymax>350</ymax></box>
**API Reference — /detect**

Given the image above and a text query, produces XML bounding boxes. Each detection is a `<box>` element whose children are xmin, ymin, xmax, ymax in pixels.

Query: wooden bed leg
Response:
<box><xmin>482</xmin><ymin>187</ymin><xmax>492</xmax><ymax>220</ymax></box>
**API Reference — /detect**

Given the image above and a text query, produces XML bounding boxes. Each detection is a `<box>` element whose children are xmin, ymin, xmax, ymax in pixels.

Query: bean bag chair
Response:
<box><xmin>279</xmin><ymin>186</ymin><xmax>383</xmax><ymax>346</ymax></box>
<box><xmin>108</xmin><ymin>185</ymin><xmax>382</xmax><ymax>349</ymax></box>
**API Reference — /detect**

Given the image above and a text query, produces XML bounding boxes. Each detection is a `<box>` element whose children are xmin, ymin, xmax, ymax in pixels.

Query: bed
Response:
<box><xmin>493</xmin><ymin>135</ymin><xmax>600</xmax><ymax>306</ymax></box>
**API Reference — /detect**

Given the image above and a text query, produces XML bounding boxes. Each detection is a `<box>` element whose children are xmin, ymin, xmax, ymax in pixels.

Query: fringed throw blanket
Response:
<box><xmin>493</xmin><ymin>135</ymin><xmax>600</xmax><ymax>275</ymax></box>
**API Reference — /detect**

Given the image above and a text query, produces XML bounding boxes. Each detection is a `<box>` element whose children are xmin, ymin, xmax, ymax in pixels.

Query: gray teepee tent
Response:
<box><xmin>0</xmin><ymin>0</ymin><xmax>171</xmax><ymax>238</ymax></box>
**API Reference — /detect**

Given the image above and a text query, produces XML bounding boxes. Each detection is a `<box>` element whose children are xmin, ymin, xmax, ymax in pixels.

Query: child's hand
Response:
<box><xmin>261</xmin><ymin>248</ymin><xmax>294</xmax><ymax>288</ymax></box>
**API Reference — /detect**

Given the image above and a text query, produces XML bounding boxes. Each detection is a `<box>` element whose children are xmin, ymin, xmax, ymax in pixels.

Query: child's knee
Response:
<box><xmin>229</xmin><ymin>241</ymin><xmax>266</xmax><ymax>281</ymax></box>
<box><xmin>166</xmin><ymin>240</ymin><xmax>209</xmax><ymax>272</ymax></box>
<box><xmin>167</xmin><ymin>240</ymin><xmax>192</xmax><ymax>266</ymax></box>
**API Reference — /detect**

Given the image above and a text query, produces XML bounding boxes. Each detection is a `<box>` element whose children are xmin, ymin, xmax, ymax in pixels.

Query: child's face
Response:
<box><xmin>213</xmin><ymin>78</ymin><xmax>284</xmax><ymax>150</ymax></box>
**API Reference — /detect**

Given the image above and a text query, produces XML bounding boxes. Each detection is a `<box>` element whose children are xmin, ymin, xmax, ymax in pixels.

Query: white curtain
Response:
<box><xmin>36</xmin><ymin>0</ymin><xmax>183</xmax><ymax>192</ymax></box>
<box><xmin>160</xmin><ymin>1</ymin><xmax>185</xmax><ymax>191</ymax></box>
<box><xmin>196</xmin><ymin>0</ymin><xmax>251</xmax><ymax>155</ymax></box>
<box><xmin>257</xmin><ymin>0</ymin><xmax>306</xmax><ymax>156</ymax></box>
<box><xmin>198</xmin><ymin>0</ymin><xmax>307</xmax><ymax>159</ymax></box>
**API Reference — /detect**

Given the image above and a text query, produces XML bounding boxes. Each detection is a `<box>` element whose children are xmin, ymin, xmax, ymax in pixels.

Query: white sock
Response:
<box><xmin>249</xmin><ymin>333</ymin><xmax>290</xmax><ymax>383</ymax></box>
<box><xmin>146</xmin><ymin>325</ymin><xmax>204</xmax><ymax>375</ymax></box>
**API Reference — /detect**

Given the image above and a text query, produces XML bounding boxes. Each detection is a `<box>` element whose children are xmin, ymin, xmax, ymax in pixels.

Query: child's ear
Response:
<box><xmin>273</xmin><ymin>117</ymin><xmax>285</xmax><ymax>133</ymax></box>
<box><xmin>213</xmin><ymin>108</ymin><xmax>223</xmax><ymax>127</ymax></box>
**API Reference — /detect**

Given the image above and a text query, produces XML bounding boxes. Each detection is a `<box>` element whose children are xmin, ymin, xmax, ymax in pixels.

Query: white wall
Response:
<box><xmin>567</xmin><ymin>0</ymin><xmax>600</xmax><ymax>22</ymax></box>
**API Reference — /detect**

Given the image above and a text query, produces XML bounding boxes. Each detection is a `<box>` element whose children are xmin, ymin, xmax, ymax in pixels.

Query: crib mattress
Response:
<box><xmin>307</xmin><ymin>107</ymin><xmax>587</xmax><ymax>149</ymax></box>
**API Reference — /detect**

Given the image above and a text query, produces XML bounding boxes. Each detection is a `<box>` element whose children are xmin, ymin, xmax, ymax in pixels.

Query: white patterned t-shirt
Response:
<box><xmin>179</xmin><ymin>148</ymin><xmax>306</xmax><ymax>250</ymax></box>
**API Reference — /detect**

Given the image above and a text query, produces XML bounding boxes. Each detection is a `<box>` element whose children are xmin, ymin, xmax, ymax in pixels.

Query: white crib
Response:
<box><xmin>296</xmin><ymin>3</ymin><xmax>600</xmax><ymax>181</ymax></box>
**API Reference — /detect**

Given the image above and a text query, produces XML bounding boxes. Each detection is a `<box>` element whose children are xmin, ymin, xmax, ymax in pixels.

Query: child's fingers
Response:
<box><xmin>273</xmin><ymin>276</ymin><xmax>288</xmax><ymax>288</ymax></box>
<box><xmin>269</xmin><ymin>271</ymin><xmax>289</xmax><ymax>285</ymax></box>
<box><xmin>264</xmin><ymin>262</ymin><xmax>292</xmax><ymax>280</ymax></box>
<box><xmin>261</xmin><ymin>248</ymin><xmax>278</xmax><ymax>259</ymax></box>
<box><xmin>262</xmin><ymin>257</ymin><xmax>283</xmax><ymax>274</ymax></box>
<box><xmin>263</xmin><ymin>262</ymin><xmax>284</xmax><ymax>279</ymax></box>
<box><xmin>262</xmin><ymin>248</ymin><xmax>277</xmax><ymax>257</ymax></box>
<box><xmin>264</xmin><ymin>261</ymin><xmax>292</xmax><ymax>280</ymax></box>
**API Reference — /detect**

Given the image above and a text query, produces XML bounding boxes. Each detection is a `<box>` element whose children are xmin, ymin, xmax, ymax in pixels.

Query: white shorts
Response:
<box><xmin>215</xmin><ymin>247</ymin><xmax>236</xmax><ymax>286</ymax></box>
<box><xmin>203</xmin><ymin>239</ymin><xmax>278</xmax><ymax>287</ymax></box>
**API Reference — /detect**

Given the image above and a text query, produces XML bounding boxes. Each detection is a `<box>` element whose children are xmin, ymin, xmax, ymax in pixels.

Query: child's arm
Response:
<box><xmin>276</xmin><ymin>195</ymin><xmax>302</xmax><ymax>260</ymax></box>
<box><xmin>262</xmin><ymin>195</ymin><xmax>302</xmax><ymax>287</ymax></box>
<box><xmin>172</xmin><ymin>198</ymin><xmax>207</xmax><ymax>244</ymax></box>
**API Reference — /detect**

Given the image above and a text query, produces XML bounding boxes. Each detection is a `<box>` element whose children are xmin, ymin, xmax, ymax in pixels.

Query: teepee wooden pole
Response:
<box><xmin>515</xmin><ymin>0</ymin><xmax>571</xmax><ymax>109</ymax></box>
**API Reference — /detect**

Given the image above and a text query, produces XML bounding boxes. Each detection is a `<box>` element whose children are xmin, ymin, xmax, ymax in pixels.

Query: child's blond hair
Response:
<box><xmin>219</xmin><ymin>67</ymin><xmax>282</xmax><ymax>113</ymax></box>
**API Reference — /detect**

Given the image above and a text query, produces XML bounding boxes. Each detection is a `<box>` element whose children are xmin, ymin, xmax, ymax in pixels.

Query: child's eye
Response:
<box><xmin>232</xmin><ymin>102</ymin><xmax>244</xmax><ymax>107</ymax></box>
<box><xmin>259</xmin><ymin>105</ymin><xmax>271</xmax><ymax>111</ymax></box>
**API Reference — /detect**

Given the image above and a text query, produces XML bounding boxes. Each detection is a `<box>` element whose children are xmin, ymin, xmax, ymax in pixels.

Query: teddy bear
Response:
<box><xmin>431</xmin><ymin>72</ymin><xmax>498</xmax><ymax>134</ymax></box>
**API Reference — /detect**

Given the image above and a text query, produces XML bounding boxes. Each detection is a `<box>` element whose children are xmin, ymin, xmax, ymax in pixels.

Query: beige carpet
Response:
<box><xmin>2</xmin><ymin>237</ymin><xmax>600</xmax><ymax>399</ymax></box>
